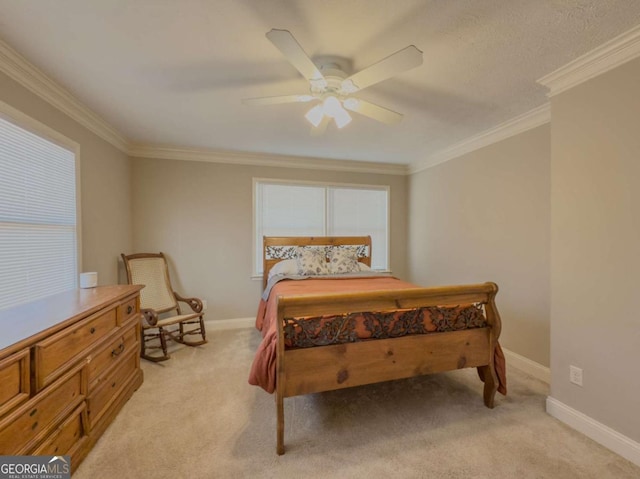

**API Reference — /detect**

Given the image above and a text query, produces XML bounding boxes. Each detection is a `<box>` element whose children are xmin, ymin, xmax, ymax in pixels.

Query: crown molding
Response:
<box><xmin>409</xmin><ymin>103</ymin><xmax>550</xmax><ymax>174</ymax></box>
<box><xmin>538</xmin><ymin>24</ymin><xmax>640</xmax><ymax>97</ymax></box>
<box><xmin>0</xmin><ymin>38</ymin><xmax>129</xmax><ymax>153</ymax></box>
<box><xmin>129</xmin><ymin>144</ymin><xmax>409</xmax><ymax>176</ymax></box>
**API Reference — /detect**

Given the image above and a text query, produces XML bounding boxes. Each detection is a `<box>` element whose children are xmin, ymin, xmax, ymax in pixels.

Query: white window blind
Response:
<box><xmin>0</xmin><ymin>115</ymin><xmax>78</xmax><ymax>311</ymax></box>
<box><xmin>261</xmin><ymin>183</ymin><xmax>325</xmax><ymax>236</ymax></box>
<box><xmin>327</xmin><ymin>187</ymin><xmax>388</xmax><ymax>269</ymax></box>
<box><xmin>255</xmin><ymin>180</ymin><xmax>389</xmax><ymax>273</ymax></box>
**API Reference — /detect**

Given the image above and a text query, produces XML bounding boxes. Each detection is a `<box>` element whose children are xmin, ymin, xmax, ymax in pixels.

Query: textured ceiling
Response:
<box><xmin>1</xmin><ymin>1</ymin><xmax>640</xmax><ymax>165</ymax></box>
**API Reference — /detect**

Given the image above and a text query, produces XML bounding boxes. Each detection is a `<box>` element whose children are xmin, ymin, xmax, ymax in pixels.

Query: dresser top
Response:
<box><xmin>0</xmin><ymin>285</ymin><xmax>143</xmax><ymax>354</ymax></box>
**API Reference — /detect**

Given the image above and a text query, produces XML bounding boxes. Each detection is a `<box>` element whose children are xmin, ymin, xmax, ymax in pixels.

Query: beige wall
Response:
<box><xmin>130</xmin><ymin>158</ymin><xmax>408</xmax><ymax>320</ymax></box>
<box><xmin>408</xmin><ymin>125</ymin><xmax>551</xmax><ymax>366</ymax></box>
<box><xmin>550</xmin><ymin>57</ymin><xmax>640</xmax><ymax>442</ymax></box>
<box><xmin>0</xmin><ymin>71</ymin><xmax>133</xmax><ymax>285</ymax></box>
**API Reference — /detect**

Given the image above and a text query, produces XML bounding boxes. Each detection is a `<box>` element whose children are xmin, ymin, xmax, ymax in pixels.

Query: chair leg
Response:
<box><xmin>179</xmin><ymin>317</ymin><xmax>207</xmax><ymax>347</ymax></box>
<box><xmin>141</xmin><ymin>320</ymin><xmax>206</xmax><ymax>356</ymax></box>
<box><xmin>200</xmin><ymin>316</ymin><xmax>207</xmax><ymax>342</ymax></box>
<box><xmin>159</xmin><ymin>327</ymin><xmax>169</xmax><ymax>357</ymax></box>
<box><xmin>140</xmin><ymin>329</ymin><xmax>171</xmax><ymax>362</ymax></box>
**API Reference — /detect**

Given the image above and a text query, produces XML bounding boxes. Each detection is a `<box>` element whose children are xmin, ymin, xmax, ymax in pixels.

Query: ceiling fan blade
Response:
<box><xmin>341</xmin><ymin>45</ymin><xmax>423</xmax><ymax>93</ymax></box>
<box><xmin>243</xmin><ymin>94</ymin><xmax>314</xmax><ymax>106</ymax></box>
<box><xmin>310</xmin><ymin>115</ymin><xmax>330</xmax><ymax>136</ymax></box>
<box><xmin>343</xmin><ymin>98</ymin><xmax>403</xmax><ymax>124</ymax></box>
<box><xmin>266</xmin><ymin>29</ymin><xmax>326</xmax><ymax>87</ymax></box>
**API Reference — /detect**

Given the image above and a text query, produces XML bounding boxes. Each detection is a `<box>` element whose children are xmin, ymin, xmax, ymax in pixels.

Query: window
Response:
<box><xmin>0</xmin><ymin>105</ymin><xmax>80</xmax><ymax>311</ymax></box>
<box><xmin>254</xmin><ymin>179</ymin><xmax>389</xmax><ymax>274</ymax></box>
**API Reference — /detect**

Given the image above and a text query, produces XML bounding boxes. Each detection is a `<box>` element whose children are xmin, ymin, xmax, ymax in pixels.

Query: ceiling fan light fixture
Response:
<box><xmin>332</xmin><ymin>106</ymin><xmax>352</xmax><ymax>129</ymax></box>
<box><xmin>305</xmin><ymin>104</ymin><xmax>324</xmax><ymax>127</ymax></box>
<box><xmin>322</xmin><ymin>95</ymin><xmax>352</xmax><ymax>128</ymax></box>
<box><xmin>322</xmin><ymin>95</ymin><xmax>342</xmax><ymax>118</ymax></box>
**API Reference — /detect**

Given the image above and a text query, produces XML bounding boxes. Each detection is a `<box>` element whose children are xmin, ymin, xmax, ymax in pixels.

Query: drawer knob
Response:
<box><xmin>111</xmin><ymin>343</ymin><xmax>125</xmax><ymax>357</ymax></box>
<box><xmin>90</xmin><ymin>327</ymin><xmax>96</xmax><ymax>334</ymax></box>
<box><xmin>126</xmin><ymin>305</ymin><xmax>133</xmax><ymax>314</ymax></box>
<box><xmin>29</xmin><ymin>408</ymin><xmax>37</xmax><ymax>417</ymax></box>
<box><xmin>31</xmin><ymin>421</ymin><xmax>38</xmax><ymax>431</ymax></box>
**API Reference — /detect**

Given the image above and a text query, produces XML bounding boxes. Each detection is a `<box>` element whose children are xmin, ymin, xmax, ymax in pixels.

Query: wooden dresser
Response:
<box><xmin>0</xmin><ymin>285</ymin><xmax>143</xmax><ymax>474</ymax></box>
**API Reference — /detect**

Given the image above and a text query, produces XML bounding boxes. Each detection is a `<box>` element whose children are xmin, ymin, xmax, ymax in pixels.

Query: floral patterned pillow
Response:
<box><xmin>328</xmin><ymin>246</ymin><xmax>360</xmax><ymax>274</ymax></box>
<box><xmin>295</xmin><ymin>246</ymin><xmax>329</xmax><ymax>275</ymax></box>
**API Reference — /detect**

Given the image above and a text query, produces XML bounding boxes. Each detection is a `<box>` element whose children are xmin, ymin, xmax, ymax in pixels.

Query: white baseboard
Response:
<box><xmin>502</xmin><ymin>347</ymin><xmax>550</xmax><ymax>384</ymax></box>
<box><xmin>204</xmin><ymin>317</ymin><xmax>254</xmax><ymax>331</ymax></box>
<box><xmin>546</xmin><ymin>396</ymin><xmax>640</xmax><ymax>467</ymax></box>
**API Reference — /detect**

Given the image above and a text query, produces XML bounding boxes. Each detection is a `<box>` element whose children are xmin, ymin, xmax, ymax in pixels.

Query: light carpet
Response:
<box><xmin>74</xmin><ymin>327</ymin><xmax>639</xmax><ymax>478</ymax></box>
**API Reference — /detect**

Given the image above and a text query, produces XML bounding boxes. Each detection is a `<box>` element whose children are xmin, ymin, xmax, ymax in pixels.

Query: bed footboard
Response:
<box><xmin>274</xmin><ymin>282</ymin><xmax>501</xmax><ymax>455</ymax></box>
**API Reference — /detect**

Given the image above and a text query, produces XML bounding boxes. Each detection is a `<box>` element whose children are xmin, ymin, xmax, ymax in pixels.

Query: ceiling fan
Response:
<box><xmin>243</xmin><ymin>29</ymin><xmax>423</xmax><ymax>135</ymax></box>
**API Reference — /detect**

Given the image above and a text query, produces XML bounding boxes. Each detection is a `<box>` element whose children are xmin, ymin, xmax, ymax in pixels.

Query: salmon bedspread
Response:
<box><xmin>248</xmin><ymin>276</ymin><xmax>507</xmax><ymax>395</ymax></box>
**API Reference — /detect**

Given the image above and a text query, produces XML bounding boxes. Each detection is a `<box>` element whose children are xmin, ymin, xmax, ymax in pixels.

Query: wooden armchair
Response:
<box><xmin>121</xmin><ymin>252</ymin><xmax>207</xmax><ymax>362</ymax></box>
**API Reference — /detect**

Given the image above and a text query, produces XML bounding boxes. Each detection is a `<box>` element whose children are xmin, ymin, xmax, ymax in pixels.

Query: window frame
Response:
<box><xmin>252</xmin><ymin>177</ymin><xmax>390</xmax><ymax>278</ymax></box>
<box><xmin>0</xmin><ymin>99</ymin><xmax>82</xmax><ymax>303</ymax></box>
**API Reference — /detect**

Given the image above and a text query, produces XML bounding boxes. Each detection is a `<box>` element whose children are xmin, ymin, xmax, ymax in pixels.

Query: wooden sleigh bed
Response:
<box><xmin>249</xmin><ymin>236</ymin><xmax>506</xmax><ymax>455</ymax></box>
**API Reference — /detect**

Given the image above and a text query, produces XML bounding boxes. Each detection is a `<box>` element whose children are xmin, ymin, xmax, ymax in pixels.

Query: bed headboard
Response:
<box><xmin>262</xmin><ymin>236</ymin><xmax>372</xmax><ymax>289</ymax></box>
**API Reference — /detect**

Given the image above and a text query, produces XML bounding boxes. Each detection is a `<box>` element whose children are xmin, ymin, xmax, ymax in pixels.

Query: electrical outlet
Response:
<box><xmin>202</xmin><ymin>300</ymin><xmax>208</xmax><ymax>310</ymax></box>
<box><xmin>569</xmin><ymin>365</ymin><xmax>583</xmax><ymax>386</ymax></box>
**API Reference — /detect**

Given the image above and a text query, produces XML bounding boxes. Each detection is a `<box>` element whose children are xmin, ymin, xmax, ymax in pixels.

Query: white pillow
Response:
<box><xmin>328</xmin><ymin>246</ymin><xmax>360</xmax><ymax>274</ymax></box>
<box><xmin>358</xmin><ymin>262</ymin><xmax>371</xmax><ymax>271</ymax></box>
<box><xmin>268</xmin><ymin>259</ymin><xmax>298</xmax><ymax>280</ymax></box>
<box><xmin>295</xmin><ymin>246</ymin><xmax>329</xmax><ymax>275</ymax></box>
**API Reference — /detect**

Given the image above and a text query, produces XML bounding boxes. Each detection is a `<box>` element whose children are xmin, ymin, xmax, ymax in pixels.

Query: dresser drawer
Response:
<box><xmin>87</xmin><ymin>350</ymin><xmax>138</xmax><ymax>429</ymax></box>
<box><xmin>88</xmin><ymin>318</ymin><xmax>139</xmax><ymax>390</ymax></box>
<box><xmin>31</xmin><ymin>402</ymin><xmax>88</xmax><ymax>457</ymax></box>
<box><xmin>34</xmin><ymin>306</ymin><xmax>118</xmax><ymax>391</ymax></box>
<box><xmin>0</xmin><ymin>361</ymin><xmax>86</xmax><ymax>455</ymax></box>
<box><xmin>118</xmin><ymin>295</ymin><xmax>139</xmax><ymax>325</ymax></box>
<box><xmin>0</xmin><ymin>349</ymin><xmax>30</xmax><ymax>418</ymax></box>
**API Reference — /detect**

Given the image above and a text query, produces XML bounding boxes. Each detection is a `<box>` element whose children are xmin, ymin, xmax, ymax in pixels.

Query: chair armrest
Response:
<box><xmin>175</xmin><ymin>293</ymin><xmax>203</xmax><ymax>313</ymax></box>
<box><xmin>141</xmin><ymin>308</ymin><xmax>159</xmax><ymax>327</ymax></box>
